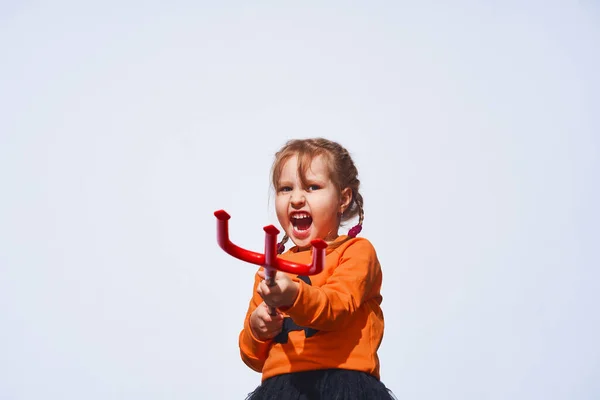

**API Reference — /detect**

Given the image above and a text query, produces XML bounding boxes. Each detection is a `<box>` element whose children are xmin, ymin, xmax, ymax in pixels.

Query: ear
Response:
<box><xmin>339</xmin><ymin>187</ymin><xmax>353</xmax><ymax>214</ymax></box>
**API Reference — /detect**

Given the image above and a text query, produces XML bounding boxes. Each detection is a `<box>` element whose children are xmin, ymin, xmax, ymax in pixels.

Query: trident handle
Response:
<box><xmin>214</xmin><ymin>209</ymin><xmax>327</xmax><ymax>316</ymax></box>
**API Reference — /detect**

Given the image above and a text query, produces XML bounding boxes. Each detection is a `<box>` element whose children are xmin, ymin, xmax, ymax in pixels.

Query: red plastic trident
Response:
<box><xmin>214</xmin><ymin>209</ymin><xmax>327</xmax><ymax>315</ymax></box>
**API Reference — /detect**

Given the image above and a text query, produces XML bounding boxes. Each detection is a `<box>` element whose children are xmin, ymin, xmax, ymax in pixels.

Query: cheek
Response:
<box><xmin>275</xmin><ymin>198</ymin><xmax>287</xmax><ymax>220</ymax></box>
<box><xmin>314</xmin><ymin>198</ymin><xmax>340</xmax><ymax>223</ymax></box>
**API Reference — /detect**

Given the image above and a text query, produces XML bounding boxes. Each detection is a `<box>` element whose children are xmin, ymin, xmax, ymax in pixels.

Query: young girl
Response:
<box><xmin>240</xmin><ymin>138</ymin><xmax>394</xmax><ymax>399</ymax></box>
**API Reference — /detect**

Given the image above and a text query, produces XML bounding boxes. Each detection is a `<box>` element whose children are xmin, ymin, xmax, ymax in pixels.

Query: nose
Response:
<box><xmin>290</xmin><ymin>189</ymin><xmax>305</xmax><ymax>209</ymax></box>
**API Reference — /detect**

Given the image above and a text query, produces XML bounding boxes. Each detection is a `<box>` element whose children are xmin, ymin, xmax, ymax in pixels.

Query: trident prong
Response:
<box><xmin>214</xmin><ymin>209</ymin><xmax>327</xmax><ymax>315</ymax></box>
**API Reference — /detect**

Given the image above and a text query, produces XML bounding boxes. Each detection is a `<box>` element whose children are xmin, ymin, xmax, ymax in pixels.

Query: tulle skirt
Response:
<box><xmin>245</xmin><ymin>369</ymin><xmax>396</xmax><ymax>399</ymax></box>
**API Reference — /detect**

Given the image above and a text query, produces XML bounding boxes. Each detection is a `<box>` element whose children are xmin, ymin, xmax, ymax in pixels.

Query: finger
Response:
<box><xmin>267</xmin><ymin>304</ymin><xmax>282</xmax><ymax>318</ymax></box>
<box><xmin>266</xmin><ymin>328</ymin><xmax>281</xmax><ymax>339</ymax></box>
<box><xmin>257</xmin><ymin>281</ymin><xmax>271</xmax><ymax>299</ymax></box>
<box><xmin>257</xmin><ymin>303</ymin><xmax>279</xmax><ymax>321</ymax></box>
<box><xmin>261</xmin><ymin>312</ymin><xmax>274</xmax><ymax>323</ymax></box>
<box><xmin>259</xmin><ymin>281</ymin><xmax>272</xmax><ymax>297</ymax></box>
<box><xmin>262</xmin><ymin>315</ymin><xmax>283</xmax><ymax>329</ymax></box>
<box><xmin>256</xmin><ymin>303</ymin><xmax>269</xmax><ymax>318</ymax></box>
<box><xmin>271</xmin><ymin>312</ymin><xmax>284</xmax><ymax>322</ymax></box>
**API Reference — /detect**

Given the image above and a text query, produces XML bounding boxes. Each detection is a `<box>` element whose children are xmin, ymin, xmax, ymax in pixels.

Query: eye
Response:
<box><xmin>307</xmin><ymin>184</ymin><xmax>320</xmax><ymax>191</ymax></box>
<box><xmin>279</xmin><ymin>186</ymin><xmax>292</xmax><ymax>192</ymax></box>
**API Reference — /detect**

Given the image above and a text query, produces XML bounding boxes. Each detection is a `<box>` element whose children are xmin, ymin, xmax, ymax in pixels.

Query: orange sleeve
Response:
<box><xmin>238</xmin><ymin>269</ymin><xmax>273</xmax><ymax>372</ymax></box>
<box><xmin>285</xmin><ymin>238</ymin><xmax>381</xmax><ymax>331</ymax></box>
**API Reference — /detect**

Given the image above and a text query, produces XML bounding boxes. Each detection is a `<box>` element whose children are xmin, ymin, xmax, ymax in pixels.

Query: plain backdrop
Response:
<box><xmin>1</xmin><ymin>1</ymin><xmax>598</xmax><ymax>399</ymax></box>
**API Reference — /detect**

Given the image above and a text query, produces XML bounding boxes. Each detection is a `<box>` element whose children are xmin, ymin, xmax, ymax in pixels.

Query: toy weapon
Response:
<box><xmin>214</xmin><ymin>209</ymin><xmax>327</xmax><ymax>315</ymax></box>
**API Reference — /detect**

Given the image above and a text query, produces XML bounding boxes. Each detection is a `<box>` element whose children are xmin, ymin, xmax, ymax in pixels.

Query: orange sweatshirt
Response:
<box><xmin>239</xmin><ymin>235</ymin><xmax>385</xmax><ymax>381</ymax></box>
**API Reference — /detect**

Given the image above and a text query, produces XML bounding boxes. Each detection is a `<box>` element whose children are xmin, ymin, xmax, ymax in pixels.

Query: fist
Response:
<box><xmin>250</xmin><ymin>302</ymin><xmax>284</xmax><ymax>341</ymax></box>
<box><xmin>257</xmin><ymin>270</ymin><xmax>299</xmax><ymax>309</ymax></box>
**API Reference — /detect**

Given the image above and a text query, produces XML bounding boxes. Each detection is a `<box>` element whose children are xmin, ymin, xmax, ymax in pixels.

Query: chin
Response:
<box><xmin>283</xmin><ymin>232</ymin><xmax>309</xmax><ymax>249</ymax></box>
<box><xmin>287</xmin><ymin>235</ymin><xmax>309</xmax><ymax>248</ymax></box>
<box><xmin>295</xmin><ymin>239</ymin><xmax>314</xmax><ymax>250</ymax></box>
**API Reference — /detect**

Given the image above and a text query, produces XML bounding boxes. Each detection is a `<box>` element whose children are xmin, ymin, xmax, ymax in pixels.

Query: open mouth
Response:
<box><xmin>291</xmin><ymin>212</ymin><xmax>312</xmax><ymax>233</ymax></box>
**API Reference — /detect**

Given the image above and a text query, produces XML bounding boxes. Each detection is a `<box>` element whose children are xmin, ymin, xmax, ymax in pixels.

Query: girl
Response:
<box><xmin>240</xmin><ymin>138</ymin><xmax>394</xmax><ymax>399</ymax></box>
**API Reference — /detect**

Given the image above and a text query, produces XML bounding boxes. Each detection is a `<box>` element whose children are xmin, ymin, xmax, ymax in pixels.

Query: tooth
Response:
<box><xmin>291</xmin><ymin>213</ymin><xmax>311</xmax><ymax>219</ymax></box>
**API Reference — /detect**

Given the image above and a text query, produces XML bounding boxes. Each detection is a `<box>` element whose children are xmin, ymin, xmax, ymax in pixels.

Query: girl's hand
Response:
<box><xmin>249</xmin><ymin>302</ymin><xmax>284</xmax><ymax>341</ymax></box>
<box><xmin>257</xmin><ymin>269</ymin><xmax>299</xmax><ymax>309</ymax></box>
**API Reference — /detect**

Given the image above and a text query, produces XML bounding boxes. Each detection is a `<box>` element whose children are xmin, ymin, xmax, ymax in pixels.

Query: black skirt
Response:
<box><xmin>245</xmin><ymin>369</ymin><xmax>396</xmax><ymax>400</ymax></box>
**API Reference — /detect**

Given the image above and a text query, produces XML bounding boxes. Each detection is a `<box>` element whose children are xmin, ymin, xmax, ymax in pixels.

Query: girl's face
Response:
<box><xmin>275</xmin><ymin>154</ymin><xmax>351</xmax><ymax>250</ymax></box>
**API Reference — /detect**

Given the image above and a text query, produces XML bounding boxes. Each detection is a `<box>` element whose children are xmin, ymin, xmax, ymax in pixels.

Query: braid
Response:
<box><xmin>348</xmin><ymin>190</ymin><xmax>364</xmax><ymax>238</ymax></box>
<box><xmin>277</xmin><ymin>234</ymin><xmax>289</xmax><ymax>254</ymax></box>
<box><xmin>354</xmin><ymin>190</ymin><xmax>365</xmax><ymax>226</ymax></box>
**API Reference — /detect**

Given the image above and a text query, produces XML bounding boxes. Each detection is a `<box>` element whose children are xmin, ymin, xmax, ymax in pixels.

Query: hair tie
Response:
<box><xmin>277</xmin><ymin>242</ymin><xmax>285</xmax><ymax>254</ymax></box>
<box><xmin>348</xmin><ymin>224</ymin><xmax>362</xmax><ymax>238</ymax></box>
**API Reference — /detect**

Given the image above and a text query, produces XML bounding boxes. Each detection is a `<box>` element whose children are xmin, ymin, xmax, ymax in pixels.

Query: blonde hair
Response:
<box><xmin>271</xmin><ymin>138</ymin><xmax>364</xmax><ymax>251</ymax></box>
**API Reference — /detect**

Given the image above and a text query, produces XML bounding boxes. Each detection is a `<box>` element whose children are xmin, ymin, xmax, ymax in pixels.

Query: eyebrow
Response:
<box><xmin>304</xmin><ymin>176</ymin><xmax>326</xmax><ymax>185</ymax></box>
<box><xmin>277</xmin><ymin>179</ymin><xmax>293</xmax><ymax>187</ymax></box>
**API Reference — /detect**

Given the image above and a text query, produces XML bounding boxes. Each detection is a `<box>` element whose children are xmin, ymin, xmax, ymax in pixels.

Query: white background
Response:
<box><xmin>1</xmin><ymin>1</ymin><xmax>598</xmax><ymax>399</ymax></box>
